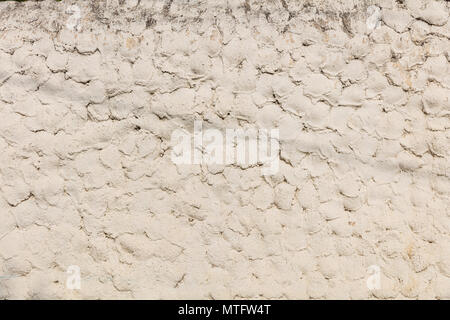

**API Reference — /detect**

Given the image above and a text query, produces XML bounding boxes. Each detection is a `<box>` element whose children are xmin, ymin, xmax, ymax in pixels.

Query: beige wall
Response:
<box><xmin>0</xmin><ymin>0</ymin><xmax>449</xmax><ymax>299</ymax></box>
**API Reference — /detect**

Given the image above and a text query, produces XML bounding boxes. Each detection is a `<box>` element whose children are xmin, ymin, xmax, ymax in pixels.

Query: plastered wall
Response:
<box><xmin>0</xmin><ymin>0</ymin><xmax>449</xmax><ymax>299</ymax></box>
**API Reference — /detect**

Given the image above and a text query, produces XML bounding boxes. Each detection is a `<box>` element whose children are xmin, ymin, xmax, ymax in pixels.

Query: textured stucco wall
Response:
<box><xmin>0</xmin><ymin>0</ymin><xmax>449</xmax><ymax>299</ymax></box>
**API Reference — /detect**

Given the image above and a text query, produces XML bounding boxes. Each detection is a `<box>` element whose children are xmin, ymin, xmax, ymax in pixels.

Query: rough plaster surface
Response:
<box><xmin>0</xmin><ymin>0</ymin><xmax>449</xmax><ymax>300</ymax></box>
